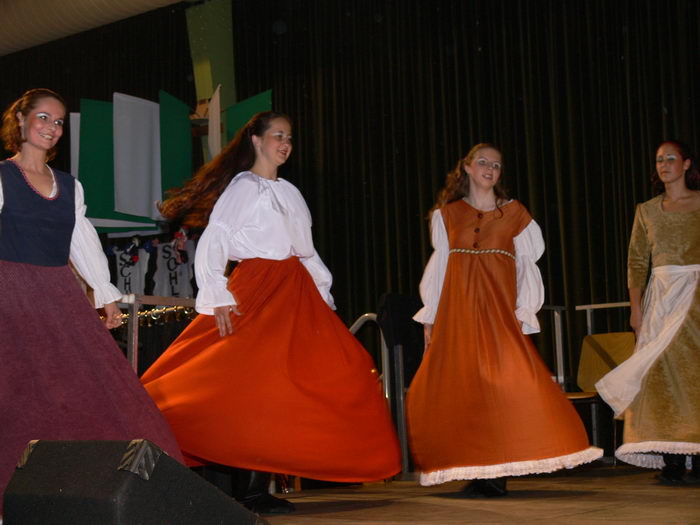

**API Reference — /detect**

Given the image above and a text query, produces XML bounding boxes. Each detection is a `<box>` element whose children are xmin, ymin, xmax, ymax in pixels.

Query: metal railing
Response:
<box><xmin>349</xmin><ymin>313</ymin><xmax>391</xmax><ymax>401</ymax></box>
<box><xmin>575</xmin><ymin>302</ymin><xmax>631</xmax><ymax>335</ymax></box>
<box><xmin>348</xmin><ymin>313</ymin><xmax>411</xmax><ymax>477</ymax></box>
<box><xmin>544</xmin><ymin>302</ymin><xmax>632</xmax><ymax>388</ymax></box>
<box><xmin>118</xmin><ymin>294</ymin><xmax>196</xmax><ymax>372</ymax></box>
<box><xmin>541</xmin><ymin>305</ymin><xmax>566</xmax><ymax>388</ymax></box>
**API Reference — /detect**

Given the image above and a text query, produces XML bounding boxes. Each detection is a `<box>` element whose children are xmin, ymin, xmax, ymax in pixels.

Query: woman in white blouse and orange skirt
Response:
<box><xmin>141</xmin><ymin>111</ymin><xmax>400</xmax><ymax>513</ymax></box>
<box><xmin>407</xmin><ymin>143</ymin><xmax>602</xmax><ymax>497</ymax></box>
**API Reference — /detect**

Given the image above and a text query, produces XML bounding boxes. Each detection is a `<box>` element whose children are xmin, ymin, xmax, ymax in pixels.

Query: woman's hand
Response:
<box><xmin>628</xmin><ymin>287</ymin><xmax>643</xmax><ymax>336</ymax></box>
<box><xmin>423</xmin><ymin>323</ymin><xmax>433</xmax><ymax>349</ymax></box>
<box><xmin>102</xmin><ymin>302</ymin><xmax>123</xmax><ymax>329</ymax></box>
<box><xmin>629</xmin><ymin>307</ymin><xmax>643</xmax><ymax>335</ymax></box>
<box><xmin>213</xmin><ymin>304</ymin><xmax>242</xmax><ymax>337</ymax></box>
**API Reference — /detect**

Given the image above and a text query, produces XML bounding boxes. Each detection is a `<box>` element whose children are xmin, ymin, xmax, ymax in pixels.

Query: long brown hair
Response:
<box><xmin>1</xmin><ymin>88</ymin><xmax>66</xmax><ymax>162</ymax></box>
<box><xmin>651</xmin><ymin>140</ymin><xmax>700</xmax><ymax>195</ymax></box>
<box><xmin>430</xmin><ymin>143</ymin><xmax>509</xmax><ymax>214</ymax></box>
<box><xmin>159</xmin><ymin>111</ymin><xmax>291</xmax><ymax>228</ymax></box>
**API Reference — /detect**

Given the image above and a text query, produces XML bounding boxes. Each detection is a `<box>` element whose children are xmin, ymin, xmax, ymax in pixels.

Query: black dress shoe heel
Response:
<box><xmin>244</xmin><ymin>492</ymin><xmax>296</xmax><ymax>514</ymax></box>
<box><xmin>684</xmin><ymin>455</ymin><xmax>700</xmax><ymax>485</ymax></box>
<box><xmin>240</xmin><ymin>471</ymin><xmax>296</xmax><ymax>514</ymax></box>
<box><xmin>461</xmin><ymin>478</ymin><xmax>508</xmax><ymax>498</ymax></box>
<box><xmin>657</xmin><ymin>454</ymin><xmax>687</xmax><ymax>486</ymax></box>
<box><xmin>479</xmin><ymin>478</ymin><xmax>508</xmax><ymax>497</ymax></box>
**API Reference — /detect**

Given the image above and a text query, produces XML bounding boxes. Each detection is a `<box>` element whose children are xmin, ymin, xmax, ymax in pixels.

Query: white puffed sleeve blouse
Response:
<box><xmin>0</xmin><ymin>174</ymin><xmax>123</xmax><ymax>308</ymax></box>
<box><xmin>413</xmin><ymin>208</ymin><xmax>545</xmax><ymax>334</ymax></box>
<box><xmin>194</xmin><ymin>171</ymin><xmax>335</xmax><ymax>315</ymax></box>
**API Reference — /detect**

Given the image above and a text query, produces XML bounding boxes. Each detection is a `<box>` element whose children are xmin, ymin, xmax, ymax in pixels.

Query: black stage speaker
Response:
<box><xmin>3</xmin><ymin>440</ymin><xmax>268</xmax><ymax>525</ymax></box>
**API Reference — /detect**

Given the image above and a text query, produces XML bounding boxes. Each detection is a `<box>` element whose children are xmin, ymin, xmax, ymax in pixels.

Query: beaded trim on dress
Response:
<box><xmin>418</xmin><ymin>446</ymin><xmax>603</xmax><ymax>486</ymax></box>
<box><xmin>449</xmin><ymin>248</ymin><xmax>515</xmax><ymax>260</ymax></box>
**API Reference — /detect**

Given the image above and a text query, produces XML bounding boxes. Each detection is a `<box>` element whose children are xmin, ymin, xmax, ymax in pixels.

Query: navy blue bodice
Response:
<box><xmin>0</xmin><ymin>160</ymin><xmax>76</xmax><ymax>266</ymax></box>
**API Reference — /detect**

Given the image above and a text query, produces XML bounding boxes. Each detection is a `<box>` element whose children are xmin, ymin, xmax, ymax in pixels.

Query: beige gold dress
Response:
<box><xmin>597</xmin><ymin>194</ymin><xmax>700</xmax><ymax>468</ymax></box>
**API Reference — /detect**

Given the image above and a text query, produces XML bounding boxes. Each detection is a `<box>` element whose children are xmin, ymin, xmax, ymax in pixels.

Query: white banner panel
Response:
<box><xmin>113</xmin><ymin>93</ymin><xmax>162</xmax><ymax>219</ymax></box>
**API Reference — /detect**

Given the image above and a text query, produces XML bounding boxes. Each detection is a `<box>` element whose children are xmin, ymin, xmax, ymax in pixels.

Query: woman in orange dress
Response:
<box><xmin>407</xmin><ymin>143</ymin><xmax>602</xmax><ymax>497</ymax></box>
<box><xmin>141</xmin><ymin>111</ymin><xmax>400</xmax><ymax>513</ymax></box>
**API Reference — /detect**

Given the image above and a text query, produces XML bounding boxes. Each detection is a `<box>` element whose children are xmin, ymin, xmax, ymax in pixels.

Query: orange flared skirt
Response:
<box><xmin>141</xmin><ymin>257</ymin><xmax>400</xmax><ymax>482</ymax></box>
<box><xmin>407</xmin><ymin>201</ymin><xmax>601</xmax><ymax>485</ymax></box>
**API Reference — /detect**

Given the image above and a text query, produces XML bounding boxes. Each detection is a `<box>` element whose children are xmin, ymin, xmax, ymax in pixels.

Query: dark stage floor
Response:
<box><xmin>265</xmin><ymin>463</ymin><xmax>700</xmax><ymax>524</ymax></box>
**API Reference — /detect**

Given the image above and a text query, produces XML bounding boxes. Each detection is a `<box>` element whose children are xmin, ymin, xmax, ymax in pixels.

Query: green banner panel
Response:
<box><xmin>226</xmin><ymin>90</ymin><xmax>272</xmax><ymax>141</ymax></box>
<box><xmin>159</xmin><ymin>90</ymin><xmax>193</xmax><ymax>196</ymax></box>
<box><xmin>78</xmin><ymin>98</ymin><xmax>155</xmax><ymax>232</ymax></box>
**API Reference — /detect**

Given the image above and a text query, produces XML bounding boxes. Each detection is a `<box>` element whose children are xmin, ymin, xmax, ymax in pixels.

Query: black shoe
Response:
<box><xmin>243</xmin><ymin>492</ymin><xmax>296</xmax><ymax>514</ymax></box>
<box><xmin>686</xmin><ymin>455</ymin><xmax>700</xmax><ymax>485</ymax></box>
<box><xmin>461</xmin><ymin>478</ymin><xmax>508</xmax><ymax>498</ymax></box>
<box><xmin>461</xmin><ymin>480</ymin><xmax>487</xmax><ymax>498</ymax></box>
<box><xmin>658</xmin><ymin>454</ymin><xmax>686</xmax><ymax>486</ymax></box>
<box><xmin>480</xmin><ymin>478</ymin><xmax>508</xmax><ymax>497</ymax></box>
<box><xmin>240</xmin><ymin>471</ymin><xmax>296</xmax><ymax>514</ymax></box>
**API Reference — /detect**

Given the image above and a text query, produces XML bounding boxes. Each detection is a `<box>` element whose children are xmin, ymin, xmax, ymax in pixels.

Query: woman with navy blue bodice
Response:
<box><xmin>0</xmin><ymin>89</ymin><xmax>183</xmax><ymax>511</ymax></box>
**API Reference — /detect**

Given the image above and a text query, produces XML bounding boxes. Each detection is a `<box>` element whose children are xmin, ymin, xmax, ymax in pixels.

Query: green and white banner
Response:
<box><xmin>72</xmin><ymin>91</ymin><xmax>192</xmax><ymax>233</ymax></box>
<box><xmin>76</xmin><ymin>98</ymin><xmax>157</xmax><ymax>232</ymax></box>
<box><xmin>70</xmin><ymin>89</ymin><xmax>270</xmax><ymax>233</ymax></box>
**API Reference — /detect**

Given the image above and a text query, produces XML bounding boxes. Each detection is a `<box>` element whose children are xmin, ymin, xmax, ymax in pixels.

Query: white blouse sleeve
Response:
<box><xmin>300</xmin><ymin>250</ymin><xmax>336</xmax><ymax>310</ymax></box>
<box><xmin>513</xmin><ymin>219</ymin><xmax>545</xmax><ymax>334</ymax></box>
<box><xmin>69</xmin><ymin>180</ymin><xmax>123</xmax><ymax>308</ymax></box>
<box><xmin>413</xmin><ymin>209</ymin><xmax>449</xmax><ymax>324</ymax></box>
<box><xmin>194</xmin><ymin>176</ymin><xmax>258</xmax><ymax>315</ymax></box>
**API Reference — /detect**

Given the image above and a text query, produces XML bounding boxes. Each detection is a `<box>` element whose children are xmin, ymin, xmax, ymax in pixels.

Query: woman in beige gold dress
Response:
<box><xmin>596</xmin><ymin>140</ymin><xmax>700</xmax><ymax>485</ymax></box>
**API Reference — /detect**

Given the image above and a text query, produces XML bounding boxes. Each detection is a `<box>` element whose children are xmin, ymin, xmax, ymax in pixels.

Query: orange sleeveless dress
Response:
<box><xmin>407</xmin><ymin>200</ymin><xmax>601</xmax><ymax>485</ymax></box>
<box><xmin>141</xmin><ymin>256</ymin><xmax>401</xmax><ymax>482</ymax></box>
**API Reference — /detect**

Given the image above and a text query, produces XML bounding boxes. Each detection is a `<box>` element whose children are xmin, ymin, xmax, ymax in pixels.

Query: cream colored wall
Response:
<box><xmin>0</xmin><ymin>0</ymin><xmax>181</xmax><ymax>56</ymax></box>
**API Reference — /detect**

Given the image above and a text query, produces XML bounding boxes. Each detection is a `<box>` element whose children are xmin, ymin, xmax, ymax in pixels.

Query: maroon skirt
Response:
<box><xmin>0</xmin><ymin>260</ymin><xmax>183</xmax><ymax>510</ymax></box>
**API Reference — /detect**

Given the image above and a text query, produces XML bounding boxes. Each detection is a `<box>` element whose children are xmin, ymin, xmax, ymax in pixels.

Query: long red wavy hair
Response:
<box><xmin>159</xmin><ymin>111</ymin><xmax>291</xmax><ymax>228</ymax></box>
<box><xmin>430</xmin><ymin>143</ymin><xmax>509</xmax><ymax>215</ymax></box>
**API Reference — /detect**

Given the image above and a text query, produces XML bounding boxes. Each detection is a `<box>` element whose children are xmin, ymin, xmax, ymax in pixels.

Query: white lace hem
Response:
<box><xmin>615</xmin><ymin>441</ymin><xmax>700</xmax><ymax>469</ymax></box>
<box><xmin>418</xmin><ymin>446</ymin><xmax>603</xmax><ymax>486</ymax></box>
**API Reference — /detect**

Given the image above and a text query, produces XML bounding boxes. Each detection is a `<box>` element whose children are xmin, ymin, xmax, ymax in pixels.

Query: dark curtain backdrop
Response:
<box><xmin>0</xmin><ymin>3</ymin><xmax>196</xmax><ymax>167</ymax></box>
<box><xmin>231</xmin><ymin>0</ymin><xmax>699</xmax><ymax>376</ymax></box>
<box><xmin>1</xmin><ymin>0</ymin><xmax>698</xmax><ymax>380</ymax></box>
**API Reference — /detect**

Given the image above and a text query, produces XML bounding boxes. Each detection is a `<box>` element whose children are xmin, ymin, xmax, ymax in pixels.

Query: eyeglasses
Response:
<box><xmin>475</xmin><ymin>158</ymin><xmax>502</xmax><ymax>170</ymax></box>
